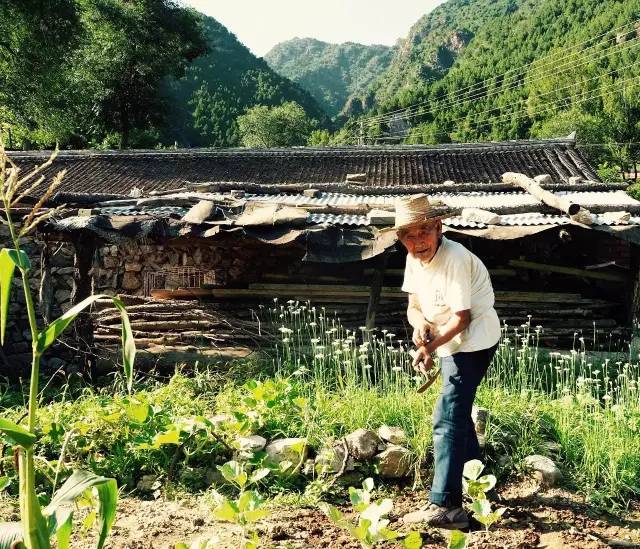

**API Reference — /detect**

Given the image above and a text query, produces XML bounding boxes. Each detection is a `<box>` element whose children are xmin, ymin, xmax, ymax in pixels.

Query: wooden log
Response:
<box><xmin>151</xmin><ymin>286</ymin><xmax>585</xmax><ymax>304</ymax></box>
<box><xmin>502</xmin><ymin>172</ymin><xmax>592</xmax><ymax>224</ymax></box>
<box><xmin>508</xmin><ymin>259</ymin><xmax>627</xmax><ymax>283</ymax></box>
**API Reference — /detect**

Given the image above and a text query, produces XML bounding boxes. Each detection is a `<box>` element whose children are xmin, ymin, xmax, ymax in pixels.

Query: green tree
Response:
<box><xmin>0</xmin><ymin>0</ymin><xmax>82</xmax><ymax>148</ymax></box>
<box><xmin>73</xmin><ymin>0</ymin><xmax>207</xmax><ymax>149</ymax></box>
<box><xmin>237</xmin><ymin>102</ymin><xmax>317</xmax><ymax>148</ymax></box>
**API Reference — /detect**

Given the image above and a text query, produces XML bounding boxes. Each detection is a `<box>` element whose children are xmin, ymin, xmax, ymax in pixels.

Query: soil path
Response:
<box><xmin>2</xmin><ymin>480</ymin><xmax>639</xmax><ymax>547</ymax></box>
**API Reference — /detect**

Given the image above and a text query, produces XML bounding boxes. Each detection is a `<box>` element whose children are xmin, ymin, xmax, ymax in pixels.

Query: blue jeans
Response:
<box><xmin>430</xmin><ymin>344</ymin><xmax>497</xmax><ymax>508</ymax></box>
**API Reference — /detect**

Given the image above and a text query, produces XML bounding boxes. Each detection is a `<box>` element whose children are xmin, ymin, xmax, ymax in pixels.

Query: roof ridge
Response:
<box><xmin>6</xmin><ymin>137</ymin><xmax>577</xmax><ymax>159</ymax></box>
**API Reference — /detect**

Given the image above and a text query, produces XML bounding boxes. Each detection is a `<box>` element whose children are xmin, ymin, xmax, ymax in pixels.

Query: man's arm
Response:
<box><xmin>407</xmin><ymin>293</ymin><xmax>431</xmax><ymax>346</ymax></box>
<box><xmin>412</xmin><ymin>310</ymin><xmax>471</xmax><ymax>370</ymax></box>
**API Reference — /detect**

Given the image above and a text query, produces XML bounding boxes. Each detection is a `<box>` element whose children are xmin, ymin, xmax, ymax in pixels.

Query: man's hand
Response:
<box><xmin>412</xmin><ymin>321</ymin><xmax>431</xmax><ymax>346</ymax></box>
<box><xmin>412</xmin><ymin>345</ymin><xmax>434</xmax><ymax>376</ymax></box>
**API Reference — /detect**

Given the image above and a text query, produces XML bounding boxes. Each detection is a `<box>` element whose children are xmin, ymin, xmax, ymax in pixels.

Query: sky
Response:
<box><xmin>184</xmin><ymin>0</ymin><xmax>446</xmax><ymax>57</ymax></box>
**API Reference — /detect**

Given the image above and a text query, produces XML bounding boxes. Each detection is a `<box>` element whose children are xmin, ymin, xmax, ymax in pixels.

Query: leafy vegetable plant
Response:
<box><xmin>462</xmin><ymin>459</ymin><xmax>506</xmax><ymax>531</ymax></box>
<box><xmin>320</xmin><ymin>477</ymin><xmax>422</xmax><ymax>548</ymax></box>
<box><xmin>0</xmin><ymin>144</ymin><xmax>136</xmax><ymax>548</ymax></box>
<box><xmin>210</xmin><ymin>460</ymin><xmax>271</xmax><ymax>549</ymax></box>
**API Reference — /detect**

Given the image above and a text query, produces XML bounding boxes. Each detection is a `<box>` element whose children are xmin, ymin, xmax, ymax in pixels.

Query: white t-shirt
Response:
<box><xmin>401</xmin><ymin>236</ymin><xmax>501</xmax><ymax>357</ymax></box>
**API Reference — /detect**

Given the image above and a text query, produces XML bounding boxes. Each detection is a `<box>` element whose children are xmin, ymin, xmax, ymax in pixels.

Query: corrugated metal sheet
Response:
<box><xmin>309</xmin><ymin>213</ymin><xmax>370</xmax><ymax>226</ymax></box>
<box><xmin>243</xmin><ymin>190</ymin><xmax>640</xmax><ymax>210</ymax></box>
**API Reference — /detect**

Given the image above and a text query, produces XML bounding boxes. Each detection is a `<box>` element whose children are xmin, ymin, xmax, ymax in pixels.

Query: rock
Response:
<box><xmin>524</xmin><ymin>455</ymin><xmax>562</xmax><ymax>487</ymax></box>
<box><xmin>136</xmin><ymin>474</ymin><xmax>160</xmax><ymax>493</ymax></box>
<box><xmin>55</xmin><ymin>267</ymin><xmax>75</xmax><ymax>275</ymax></box>
<box><xmin>345</xmin><ymin>429</ymin><xmax>381</xmax><ymax>460</ymax></box>
<box><xmin>208</xmin><ymin>413</ymin><xmax>232</xmax><ymax>427</ymax></box>
<box><xmin>265</xmin><ymin>438</ymin><xmax>308</xmax><ymax>469</ymax></box>
<box><xmin>205</xmin><ymin>468</ymin><xmax>224</xmax><ymax>485</ymax></box>
<box><xmin>472</xmin><ymin>406</ymin><xmax>489</xmax><ymax>436</ymax></box>
<box><xmin>125</xmin><ymin>262</ymin><xmax>143</xmax><ymax>272</ymax></box>
<box><xmin>122</xmin><ymin>272</ymin><xmax>141</xmax><ymax>290</ymax></box>
<box><xmin>375</xmin><ymin>444</ymin><xmax>412</xmax><ymax>478</ymax></box>
<box><xmin>302</xmin><ymin>459</ymin><xmax>316</xmax><ymax>476</ymax></box>
<box><xmin>237</xmin><ymin>435</ymin><xmax>267</xmax><ymax>452</ymax></box>
<box><xmin>335</xmin><ymin>470</ymin><xmax>365</xmax><ymax>487</ymax></box>
<box><xmin>377</xmin><ymin>425</ymin><xmax>407</xmax><ymax>445</ymax></box>
<box><xmin>47</xmin><ymin>357</ymin><xmax>65</xmax><ymax>371</ymax></box>
<box><xmin>541</xmin><ymin>441</ymin><xmax>562</xmax><ymax>454</ymax></box>
<box><xmin>54</xmin><ymin>289</ymin><xmax>71</xmax><ymax>303</ymax></box>
<box><xmin>315</xmin><ymin>442</ymin><xmax>354</xmax><ymax>474</ymax></box>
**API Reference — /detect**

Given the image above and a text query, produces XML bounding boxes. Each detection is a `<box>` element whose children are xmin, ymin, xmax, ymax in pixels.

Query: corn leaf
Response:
<box><xmin>0</xmin><ymin>417</ymin><xmax>36</xmax><ymax>449</ymax></box>
<box><xmin>0</xmin><ymin>249</ymin><xmax>29</xmax><ymax>345</ymax></box>
<box><xmin>48</xmin><ymin>508</ymin><xmax>73</xmax><ymax>549</ymax></box>
<box><xmin>0</xmin><ymin>522</ymin><xmax>24</xmax><ymax>549</ymax></box>
<box><xmin>45</xmin><ymin>469</ymin><xmax>118</xmax><ymax>549</ymax></box>
<box><xmin>112</xmin><ymin>296</ymin><xmax>136</xmax><ymax>394</ymax></box>
<box><xmin>36</xmin><ymin>295</ymin><xmax>105</xmax><ymax>353</ymax></box>
<box><xmin>94</xmin><ymin>478</ymin><xmax>118</xmax><ymax>549</ymax></box>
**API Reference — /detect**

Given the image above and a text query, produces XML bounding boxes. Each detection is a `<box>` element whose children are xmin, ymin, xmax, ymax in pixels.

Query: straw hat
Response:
<box><xmin>387</xmin><ymin>194</ymin><xmax>458</xmax><ymax>232</ymax></box>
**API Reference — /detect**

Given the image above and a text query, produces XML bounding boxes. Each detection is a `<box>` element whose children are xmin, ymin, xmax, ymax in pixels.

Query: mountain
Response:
<box><xmin>264</xmin><ymin>37</ymin><xmax>394</xmax><ymax>118</ymax></box>
<box><xmin>162</xmin><ymin>16</ymin><xmax>328</xmax><ymax>147</ymax></box>
<box><xmin>358</xmin><ymin>0</ymin><xmax>640</xmax><ymax>157</ymax></box>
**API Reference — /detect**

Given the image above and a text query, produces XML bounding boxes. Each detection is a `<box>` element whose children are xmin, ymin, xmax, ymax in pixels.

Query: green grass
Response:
<box><xmin>1</xmin><ymin>300</ymin><xmax>639</xmax><ymax>512</ymax></box>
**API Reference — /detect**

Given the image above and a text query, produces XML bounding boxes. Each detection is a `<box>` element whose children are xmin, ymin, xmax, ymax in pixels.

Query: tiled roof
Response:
<box><xmin>9</xmin><ymin>137</ymin><xmax>600</xmax><ymax>197</ymax></box>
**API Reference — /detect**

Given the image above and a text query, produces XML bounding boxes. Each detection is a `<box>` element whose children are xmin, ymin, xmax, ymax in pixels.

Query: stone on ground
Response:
<box><xmin>237</xmin><ymin>435</ymin><xmax>267</xmax><ymax>452</ymax></box>
<box><xmin>524</xmin><ymin>454</ymin><xmax>562</xmax><ymax>487</ymax></box>
<box><xmin>266</xmin><ymin>438</ymin><xmax>308</xmax><ymax>467</ymax></box>
<box><xmin>315</xmin><ymin>442</ymin><xmax>354</xmax><ymax>473</ymax></box>
<box><xmin>345</xmin><ymin>428</ymin><xmax>382</xmax><ymax>460</ymax></box>
<box><xmin>377</xmin><ymin>425</ymin><xmax>407</xmax><ymax>445</ymax></box>
<box><xmin>375</xmin><ymin>444</ymin><xmax>412</xmax><ymax>478</ymax></box>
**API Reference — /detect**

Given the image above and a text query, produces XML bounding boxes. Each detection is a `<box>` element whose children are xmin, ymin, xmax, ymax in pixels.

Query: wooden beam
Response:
<box><xmin>508</xmin><ymin>259</ymin><xmax>628</xmax><ymax>283</ymax></box>
<box><xmin>502</xmin><ymin>172</ymin><xmax>593</xmax><ymax>224</ymax></box>
<box><xmin>366</xmin><ymin>253</ymin><xmax>389</xmax><ymax>330</ymax></box>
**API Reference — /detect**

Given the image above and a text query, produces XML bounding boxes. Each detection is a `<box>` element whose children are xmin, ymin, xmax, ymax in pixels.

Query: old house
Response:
<box><xmin>3</xmin><ymin>136</ymin><xmax>640</xmax><ymax>372</ymax></box>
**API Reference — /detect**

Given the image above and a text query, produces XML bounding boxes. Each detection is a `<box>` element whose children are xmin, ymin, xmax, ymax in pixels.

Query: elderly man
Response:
<box><xmin>395</xmin><ymin>194</ymin><xmax>500</xmax><ymax>529</ymax></box>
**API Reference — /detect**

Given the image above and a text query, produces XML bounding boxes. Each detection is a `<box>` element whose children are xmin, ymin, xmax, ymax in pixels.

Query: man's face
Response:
<box><xmin>398</xmin><ymin>221</ymin><xmax>442</xmax><ymax>263</ymax></box>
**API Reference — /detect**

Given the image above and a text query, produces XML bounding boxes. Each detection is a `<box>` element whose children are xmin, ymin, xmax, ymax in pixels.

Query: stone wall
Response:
<box><xmin>0</xmin><ymin>225</ymin><xmax>76</xmax><ymax>375</ymax></box>
<box><xmin>92</xmin><ymin>238</ymin><xmax>299</xmax><ymax>296</ymax></box>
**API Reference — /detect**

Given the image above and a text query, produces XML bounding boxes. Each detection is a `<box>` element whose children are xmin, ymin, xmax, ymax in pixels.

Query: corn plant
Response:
<box><xmin>211</xmin><ymin>460</ymin><xmax>271</xmax><ymax>549</ymax></box>
<box><xmin>0</xmin><ymin>143</ymin><xmax>136</xmax><ymax>548</ymax></box>
<box><xmin>320</xmin><ymin>478</ymin><xmax>423</xmax><ymax>548</ymax></box>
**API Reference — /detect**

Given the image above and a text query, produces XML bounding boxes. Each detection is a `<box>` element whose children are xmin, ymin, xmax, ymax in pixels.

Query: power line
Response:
<box><xmin>375</xmin><ymin>74</ymin><xmax>640</xmax><ymax>142</ymax></box>
<box><xmin>358</xmin><ymin>30</ymin><xmax>640</xmax><ymax>138</ymax></box>
<box><xmin>375</xmin><ymin>57</ymin><xmax>640</xmax><ymax>141</ymax></box>
<box><xmin>354</xmin><ymin>16</ymin><xmax>640</xmax><ymax>131</ymax></box>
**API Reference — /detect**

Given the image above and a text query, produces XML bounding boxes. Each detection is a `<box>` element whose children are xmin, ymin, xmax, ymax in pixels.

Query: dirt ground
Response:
<box><xmin>2</xmin><ymin>479</ymin><xmax>631</xmax><ymax>548</ymax></box>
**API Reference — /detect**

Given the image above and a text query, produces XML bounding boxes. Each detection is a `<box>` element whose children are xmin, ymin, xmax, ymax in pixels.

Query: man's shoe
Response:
<box><xmin>422</xmin><ymin>503</ymin><xmax>469</xmax><ymax>530</ymax></box>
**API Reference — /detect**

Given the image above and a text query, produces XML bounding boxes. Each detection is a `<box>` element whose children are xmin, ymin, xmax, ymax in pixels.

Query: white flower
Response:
<box><xmin>391</xmin><ymin>366</ymin><xmax>402</xmax><ymax>372</ymax></box>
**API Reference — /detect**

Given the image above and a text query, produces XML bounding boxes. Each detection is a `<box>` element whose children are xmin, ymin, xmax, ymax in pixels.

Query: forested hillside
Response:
<box><xmin>352</xmin><ymin>0</ymin><xmax>640</xmax><ymax>175</ymax></box>
<box><xmin>264</xmin><ymin>38</ymin><xmax>393</xmax><ymax>118</ymax></box>
<box><xmin>163</xmin><ymin>18</ymin><xmax>327</xmax><ymax>147</ymax></box>
<box><xmin>0</xmin><ymin>1</ymin><xmax>325</xmax><ymax>149</ymax></box>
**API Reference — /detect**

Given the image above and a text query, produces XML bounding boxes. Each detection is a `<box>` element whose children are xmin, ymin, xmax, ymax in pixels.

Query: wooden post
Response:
<box><xmin>366</xmin><ymin>253</ymin><xmax>389</xmax><ymax>330</ymax></box>
<box><xmin>71</xmin><ymin>232</ymin><xmax>98</xmax><ymax>378</ymax></box>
